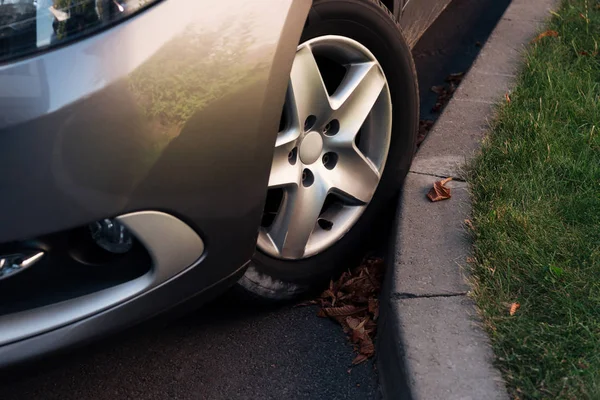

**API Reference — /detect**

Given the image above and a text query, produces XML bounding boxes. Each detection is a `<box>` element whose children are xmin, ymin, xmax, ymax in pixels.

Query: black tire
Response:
<box><xmin>238</xmin><ymin>0</ymin><xmax>419</xmax><ymax>300</ymax></box>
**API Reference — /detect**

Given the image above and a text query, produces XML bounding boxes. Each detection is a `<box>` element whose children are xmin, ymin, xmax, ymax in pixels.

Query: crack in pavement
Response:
<box><xmin>391</xmin><ymin>291</ymin><xmax>468</xmax><ymax>300</ymax></box>
<box><xmin>408</xmin><ymin>170</ymin><xmax>467</xmax><ymax>182</ymax></box>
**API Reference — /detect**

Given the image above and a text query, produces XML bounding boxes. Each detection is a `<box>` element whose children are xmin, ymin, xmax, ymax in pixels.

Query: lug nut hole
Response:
<box><xmin>318</xmin><ymin>218</ymin><xmax>334</xmax><ymax>231</ymax></box>
<box><xmin>302</xmin><ymin>168</ymin><xmax>314</xmax><ymax>187</ymax></box>
<box><xmin>304</xmin><ymin>115</ymin><xmax>317</xmax><ymax>132</ymax></box>
<box><xmin>288</xmin><ymin>147</ymin><xmax>298</xmax><ymax>165</ymax></box>
<box><xmin>323</xmin><ymin>119</ymin><xmax>340</xmax><ymax>136</ymax></box>
<box><xmin>322</xmin><ymin>152</ymin><xmax>338</xmax><ymax>170</ymax></box>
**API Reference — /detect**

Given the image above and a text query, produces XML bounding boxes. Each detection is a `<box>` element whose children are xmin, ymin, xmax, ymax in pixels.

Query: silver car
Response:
<box><xmin>0</xmin><ymin>0</ymin><xmax>449</xmax><ymax>366</ymax></box>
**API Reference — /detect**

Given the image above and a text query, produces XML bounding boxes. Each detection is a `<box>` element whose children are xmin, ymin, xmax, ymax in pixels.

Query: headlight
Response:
<box><xmin>0</xmin><ymin>0</ymin><xmax>159</xmax><ymax>63</ymax></box>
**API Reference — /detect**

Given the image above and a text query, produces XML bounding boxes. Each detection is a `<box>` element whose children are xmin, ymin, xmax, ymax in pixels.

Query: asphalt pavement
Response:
<box><xmin>2</xmin><ymin>297</ymin><xmax>380</xmax><ymax>400</ymax></box>
<box><xmin>0</xmin><ymin>1</ymin><xmax>509</xmax><ymax>399</ymax></box>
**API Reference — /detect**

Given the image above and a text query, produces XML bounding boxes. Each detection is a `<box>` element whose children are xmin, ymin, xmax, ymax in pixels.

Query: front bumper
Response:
<box><xmin>0</xmin><ymin>0</ymin><xmax>310</xmax><ymax>366</ymax></box>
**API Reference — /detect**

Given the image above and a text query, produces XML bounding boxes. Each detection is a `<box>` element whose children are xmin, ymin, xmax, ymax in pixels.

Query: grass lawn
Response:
<box><xmin>468</xmin><ymin>1</ymin><xmax>600</xmax><ymax>398</ymax></box>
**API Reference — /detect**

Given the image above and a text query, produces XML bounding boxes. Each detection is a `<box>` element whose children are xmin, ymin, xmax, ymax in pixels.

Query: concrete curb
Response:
<box><xmin>378</xmin><ymin>0</ymin><xmax>558</xmax><ymax>398</ymax></box>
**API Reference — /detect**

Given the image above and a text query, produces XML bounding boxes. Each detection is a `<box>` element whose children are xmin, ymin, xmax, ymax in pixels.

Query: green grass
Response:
<box><xmin>468</xmin><ymin>1</ymin><xmax>600</xmax><ymax>398</ymax></box>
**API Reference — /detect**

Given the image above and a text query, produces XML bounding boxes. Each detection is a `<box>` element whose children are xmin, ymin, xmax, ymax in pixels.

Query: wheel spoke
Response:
<box><xmin>325</xmin><ymin>148</ymin><xmax>380</xmax><ymax>204</ymax></box>
<box><xmin>329</xmin><ymin>62</ymin><xmax>386</xmax><ymax>146</ymax></box>
<box><xmin>268</xmin><ymin>179</ymin><xmax>328</xmax><ymax>258</ymax></box>
<box><xmin>268</xmin><ymin>135</ymin><xmax>302</xmax><ymax>189</ymax></box>
<box><xmin>290</xmin><ymin>45</ymin><xmax>331</xmax><ymax>127</ymax></box>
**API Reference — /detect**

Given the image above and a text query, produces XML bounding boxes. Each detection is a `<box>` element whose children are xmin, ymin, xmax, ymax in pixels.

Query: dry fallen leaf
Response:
<box><xmin>579</xmin><ymin>13</ymin><xmax>590</xmax><ymax>22</ymax></box>
<box><xmin>360</xmin><ymin>337</ymin><xmax>375</xmax><ymax>354</ymax></box>
<box><xmin>578</xmin><ymin>360</ymin><xmax>589</xmax><ymax>370</ymax></box>
<box><xmin>368</xmin><ymin>298</ymin><xmax>378</xmax><ymax>319</ymax></box>
<box><xmin>578</xmin><ymin>50</ymin><xmax>598</xmax><ymax>56</ymax></box>
<box><xmin>505</xmin><ymin>92</ymin><xmax>511</xmax><ymax>103</ymax></box>
<box><xmin>309</xmin><ymin>257</ymin><xmax>385</xmax><ymax>365</ymax></box>
<box><xmin>294</xmin><ymin>299</ymin><xmax>319</xmax><ymax>307</ymax></box>
<box><xmin>430</xmin><ymin>85</ymin><xmax>445</xmax><ymax>94</ymax></box>
<box><xmin>532</xmin><ymin>30</ymin><xmax>558</xmax><ymax>43</ymax></box>
<box><xmin>430</xmin><ymin>73</ymin><xmax>465</xmax><ymax>114</ymax></box>
<box><xmin>352</xmin><ymin>353</ymin><xmax>369</xmax><ymax>365</ymax></box>
<box><xmin>446</xmin><ymin>72</ymin><xmax>465</xmax><ymax>84</ymax></box>
<box><xmin>349</xmin><ymin>317</ymin><xmax>368</xmax><ymax>343</ymax></box>
<box><xmin>509</xmin><ymin>302</ymin><xmax>520</xmax><ymax>316</ymax></box>
<box><xmin>346</xmin><ymin>316</ymin><xmax>362</xmax><ymax>330</ymax></box>
<box><xmin>427</xmin><ymin>177</ymin><xmax>453</xmax><ymax>202</ymax></box>
<box><xmin>319</xmin><ymin>305</ymin><xmax>367</xmax><ymax>318</ymax></box>
<box><xmin>464</xmin><ymin>219</ymin><xmax>475</xmax><ymax>230</ymax></box>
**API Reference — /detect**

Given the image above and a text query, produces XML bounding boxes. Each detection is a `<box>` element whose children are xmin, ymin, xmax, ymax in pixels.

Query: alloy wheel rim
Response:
<box><xmin>258</xmin><ymin>35</ymin><xmax>393</xmax><ymax>260</ymax></box>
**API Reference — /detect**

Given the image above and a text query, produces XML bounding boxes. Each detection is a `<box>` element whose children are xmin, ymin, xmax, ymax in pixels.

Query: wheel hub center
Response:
<box><xmin>299</xmin><ymin>131</ymin><xmax>323</xmax><ymax>165</ymax></box>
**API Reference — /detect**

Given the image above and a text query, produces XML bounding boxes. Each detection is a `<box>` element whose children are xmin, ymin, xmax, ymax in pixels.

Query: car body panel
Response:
<box><xmin>0</xmin><ymin>0</ymin><xmax>310</xmax><ymax>365</ymax></box>
<box><xmin>0</xmin><ymin>0</ymin><xmax>307</xmax><ymax>251</ymax></box>
<box><xmin>401</xmin><ymin>0</ymin><xmax>452</xmax><ymax>47</ymax></box>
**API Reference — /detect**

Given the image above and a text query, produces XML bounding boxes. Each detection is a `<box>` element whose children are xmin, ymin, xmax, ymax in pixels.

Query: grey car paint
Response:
<box><xmin>0</xmin><ymin>0</ymin><xmax>310</xmax><ymax>365</ymax></box>
<box><xmin>0</xmin><ymin>0</ymin><xmax>450</xmax><ymax>366</ymax></box>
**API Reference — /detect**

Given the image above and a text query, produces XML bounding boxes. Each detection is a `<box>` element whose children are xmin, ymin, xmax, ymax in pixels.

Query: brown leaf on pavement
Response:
<box><xmin>427</xmin><ymin>177</ymin><xmax>453</xmax><ymax>202</ymax></box>
<box><xmin>365</xmin><ymin>318</ymin><xmax>377</xmax><ymax>332</ymax></box>
<box><xmin>346</xmin><ymin>316</ymin><xmax>362</xmax><ymax>330</ymax></box>
<box><xmin>445</xmin><ymin>72</ymin><xmax>465</xmax><ymax>84</ymax></box>
<box><xmin>294</xmin><ymin>299</ymin><xmax>319</xmax><ymax>307</ymax></box>
<box><xmin>430</xmin><ymin>85</ymin><xmax>445</xmax><ymax>94</ymax></box>
<box><xmin>347</xmin><ymin>316</ymin><xmax>368</xmax><ymax>343</ymax></box>
<box><xmin>352</xmin><ymin>353</ymin><xmax>369</xmax><ymax>365</ymax></box>
<box><xmin>509</xmin><ymin>302</ymin><xmax>520</xmax><ymax>316</ymax></box>
<box><xmin>531</xmin><ymin>30</ymin><xmax>558</xmax><ymax>43</ymax></box>
<box><xmin>340</xmin><ymin>275</ymin><xmax>368</xmax><ymax>291</ymax></box>
<box><xmin>464</xmin><ymin>219</ymin><xmax>475</xmax><ymax>231</ymax></box>
<box><xmin>320</xmin><ymin>305</ymin><xmax>367</xmax><ymax>318</ymax></box>
<box><xmin>430</xmin><ymin>73</ymin><xmax>465</xmax><ymax>114</ymax></box>
<box><xmin>320</xmin><ymin>287</ymin><xmax>336</xmax><ymax>305</ymax></box>
<box><xmin>313</xmin><ymin>257</ymin><xmax>385</xmax><ymax>365</ymax></box>
<box><xmin>360</xmin><ymin>338</ymin><xmax>375</xmax><ymax>357</ymax></box>
<box><xmin>368</xmin><ymin>298</ymin><xmax>378</xmax><ymax>317</ymax></box>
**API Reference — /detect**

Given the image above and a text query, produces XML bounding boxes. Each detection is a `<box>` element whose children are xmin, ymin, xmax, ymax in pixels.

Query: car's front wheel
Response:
<box><xmin>239</xmin><ymin>0</ymin><xmax>419</xmax><ymax>300</ymax></box>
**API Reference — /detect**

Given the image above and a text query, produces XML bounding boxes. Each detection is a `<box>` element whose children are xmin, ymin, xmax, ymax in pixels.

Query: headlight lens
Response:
<box><xmin>0</xmin><ymin>0</ymin><xmax>159</xmax><ymax>63</ymax></box>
